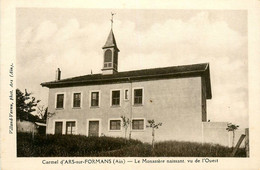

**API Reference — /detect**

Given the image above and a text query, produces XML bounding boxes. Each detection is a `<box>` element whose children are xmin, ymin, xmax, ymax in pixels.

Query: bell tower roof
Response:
<box><xmin>102</xmin><ymin>29</ymin><xmax>119</xmax><ymax>51</ymax></box>
<box><xmin>101</xmin><ymin>13</ymin><xmax>119</xmax><ymax>75</ymax></box>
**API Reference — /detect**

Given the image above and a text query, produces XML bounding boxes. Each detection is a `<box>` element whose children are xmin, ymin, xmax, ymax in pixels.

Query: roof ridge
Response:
<box><xmin>41</xmin><ymin>73</ymin><xmax>102</xmax><ymax>84</ymax></box>
<box><xmin>41</xmin><ymin>63</ymin><xmax>209</xmax><ymax>85</ymax></box>
<box><xmin>118</xmin><ymin>62</ymin><xmax>209</xmax><ymax>73</ymax></box>
<box><xmin>41</xmin><ymin>62</ymin><xmax>211</xmax><ymax>99</ymax></box>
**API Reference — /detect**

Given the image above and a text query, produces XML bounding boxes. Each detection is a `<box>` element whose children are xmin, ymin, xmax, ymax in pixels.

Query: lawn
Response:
<box><xmin>17</xmin><ymin>133</ymin><xmax>246</xmax><ymax>157</ymax></box>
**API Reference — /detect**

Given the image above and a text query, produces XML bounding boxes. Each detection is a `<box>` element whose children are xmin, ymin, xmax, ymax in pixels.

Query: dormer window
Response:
<box><xmin>104</xmin><ymin>49</ymin><xmax>112</xmax><ymax>68</ymax></box>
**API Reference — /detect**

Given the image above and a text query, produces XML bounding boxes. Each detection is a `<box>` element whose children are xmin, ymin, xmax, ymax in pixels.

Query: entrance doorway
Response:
<box><xmin>88</xmin><ymin>120</ymin><xmax>99</xmax><ymax>137</ymax></box>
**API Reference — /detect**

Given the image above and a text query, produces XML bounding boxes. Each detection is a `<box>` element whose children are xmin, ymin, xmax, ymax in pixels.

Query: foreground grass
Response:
<box><xmin>17</xmin><ymin>133</ymin><xmax>246</xmax><ymax>157</ymax></box>
<box><xmin>17</xmin><ymin>133</ymin><xmax>141</xmax><ymax>157</ymax></box>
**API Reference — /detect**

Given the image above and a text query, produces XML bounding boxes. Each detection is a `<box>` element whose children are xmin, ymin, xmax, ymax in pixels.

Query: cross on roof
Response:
<box><xmin>111</xmin><ymin>12</ymin><xmax>116</xmax><ymax>29</ymax></box>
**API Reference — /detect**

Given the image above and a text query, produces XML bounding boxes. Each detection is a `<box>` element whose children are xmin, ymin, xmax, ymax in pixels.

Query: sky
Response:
<box><xmin>16</xmin><ymin>9</ymin><xmax>248</xmax><ymax>128</ymax></box>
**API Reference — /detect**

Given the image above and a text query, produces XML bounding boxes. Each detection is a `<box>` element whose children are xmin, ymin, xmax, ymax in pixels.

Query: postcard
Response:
<box><xmin>1</xmin><ymin>0</ymin><xmax>260</xmax><ymax>169</ymax></box>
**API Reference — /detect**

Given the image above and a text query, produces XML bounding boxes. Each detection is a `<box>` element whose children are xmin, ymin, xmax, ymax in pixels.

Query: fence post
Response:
<box><xmin>231</xmin><ymin>134</ymin><xmax>246</xmax><ymax>156</ymax></box>
<box><xmin>245</xmin><ymin>128</ymin><xmax>249</xmax><ymax>157</ymax></box>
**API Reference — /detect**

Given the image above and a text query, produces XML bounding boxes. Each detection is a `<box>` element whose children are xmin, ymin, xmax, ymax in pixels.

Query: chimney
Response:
<box><xmin>55</xmin><ymin>68</ymin><xmax>61</xmax><ymax>81</ymax></box>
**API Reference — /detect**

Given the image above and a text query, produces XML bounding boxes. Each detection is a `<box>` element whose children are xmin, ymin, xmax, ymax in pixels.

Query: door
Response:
<box><xmin>88</xmin><ymin>121</ymin><xmax>99</xmax><ymax>137</ymax></box>
<box><xmin>55</xmin><ymin>122</ymin><xmax>63</xmax><ymax>134</ymax></box>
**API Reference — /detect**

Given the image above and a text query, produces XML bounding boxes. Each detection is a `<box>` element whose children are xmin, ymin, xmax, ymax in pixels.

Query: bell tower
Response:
<box><xmin>102</xmin><ymin>13</ymin><xmax>120</xmax><ymax>75</ymax></box>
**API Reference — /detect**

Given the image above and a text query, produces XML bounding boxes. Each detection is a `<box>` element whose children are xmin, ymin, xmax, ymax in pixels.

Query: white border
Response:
<box><xmin>132</xmin><ymin>87</ymin><xmax>144</xmax><ymax>106</ymax></box>
<box><xmin>54</xmin><ymin>92</ymin><xmax>66</xmax><ymax>109</ymax></box>
<box><xmin>53</xmin><ymin>119</ymin><xmax>78</xmax><ymax>135</ymax></box>
<box><xmin>71</xmin><ymin>91</ymin><xmax>83</xmax><ymax>108</ymax></box>
<box><xmin>110</xmin><ymin>89</ymin><xmax>121</xmax><ymax>106</ymax></box>
<box><xmin>89</xmin><ymin>90</ymin><xmax>101</xmax><ymax>107</ymax></box>
<box><xmin>64</xmin><ymin>119</ymin><xmax>78</xmax><ymax>135</ymax></box>
<box><xmin>53</xmin><ymin>119</ymin><xmax>64</xmax><ymax>134</ymax></box>
<box><xmin>131</xmin><ymin>118</ymin><xmax>146</xmax><ymax>131</ymax></box>
<box><xmin>124</xmin><ymin>88</ymin><xmax>130</xmax><ymax>100</ymax></box>
<box><xmin>1</xmin><ymin>3</ymin><xmax>259</xmax><ymax>170</ymax></box>
<box><xmin>108</xmin><ymin>118</ymin><xmax>122</xmax><ymax>132</ymax></box>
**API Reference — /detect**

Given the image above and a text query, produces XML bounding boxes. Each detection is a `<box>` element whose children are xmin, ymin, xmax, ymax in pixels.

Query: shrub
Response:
<box><xmin>17</xmin><ymin>133</ymin><xmax>141</xmax><ymax>157</ymax></box>
<box><xmin>17</xmin><ymin>132</ymin><xmax>246</xmax><ymax>157</ymax></box>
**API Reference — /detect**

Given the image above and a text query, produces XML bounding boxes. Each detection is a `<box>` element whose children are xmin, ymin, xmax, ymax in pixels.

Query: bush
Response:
<box><xmin>17</xmin><ymin>133</ymin><xmax>246</xmax><ymax>157</ymax></box>
<box><xmin>17</xmin><ymin>133</ymin><xmax>141</xmax><ymax>157</ymax></box>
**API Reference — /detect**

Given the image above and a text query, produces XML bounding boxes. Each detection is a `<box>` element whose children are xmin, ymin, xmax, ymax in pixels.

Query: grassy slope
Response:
<box><xmin>17</xmin><ymin>133</ymin><xmax>246</xmax><ymax>157</ymax></box>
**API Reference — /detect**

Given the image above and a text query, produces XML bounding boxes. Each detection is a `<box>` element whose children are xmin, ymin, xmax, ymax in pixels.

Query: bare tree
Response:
<box><xmin>146</xmin><ymin>119</ymin><xmax>162</xmax><ymax>149</ymax></box>
<box><xmin>36</xmin><ymin>105</ymin><xmax>46</xmax><ymax>119</ymax></box>
<box><xmin>121</xmin><ymin>116</ymin><xmax>130</xmax><ymax>143</ymax></box>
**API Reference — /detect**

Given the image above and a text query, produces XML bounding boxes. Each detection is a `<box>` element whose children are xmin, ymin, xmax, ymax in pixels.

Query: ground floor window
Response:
<box><xmin>66</xmin><ymin>121</ymin><xmax>76</xmax><ymax>134</ymax></box>
<box><xmin>88</xmin><ymin>120</ymin><xmax>99</xmax><ymax>137</ymax></box>
<box><xmin>110</xmin><ymin>120</ymin><xmax>121</xmax><ymax>130</ymax></box>
<box><xmin>132</xmin><ymin>119</ymin><xmax>144</xmax><ymax>130</ymax></box>
<box><xmin>55</xmin><ymin>121</ymin><xmax>63</xmax><ymax>134</ymax></box>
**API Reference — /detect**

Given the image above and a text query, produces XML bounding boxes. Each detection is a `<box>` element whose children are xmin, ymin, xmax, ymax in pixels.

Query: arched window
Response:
<box><xmin>104</xmin><ymin>49</ymin><xmax>112</xmax><ymax>68</ymax></box>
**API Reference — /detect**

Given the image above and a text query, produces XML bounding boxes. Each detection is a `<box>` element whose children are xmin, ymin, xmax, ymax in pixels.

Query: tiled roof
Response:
<box><xmin>41</xmin><ymin>63</ymin><xmax>212</xmax><ymax>99</ymax></box>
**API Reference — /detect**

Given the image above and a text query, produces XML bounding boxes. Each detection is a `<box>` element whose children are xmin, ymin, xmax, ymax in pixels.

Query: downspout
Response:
<box><xmin>128</xmin><ymin>77</ymin><xmax>132</xmax><ymax>140</ymax></box>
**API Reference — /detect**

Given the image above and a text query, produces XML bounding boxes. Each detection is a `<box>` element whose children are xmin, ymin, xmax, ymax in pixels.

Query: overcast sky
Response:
<box><xmin>16</xmin><ymin>9</ymin><xmax>248</xmax><ymax>128</ymax></box>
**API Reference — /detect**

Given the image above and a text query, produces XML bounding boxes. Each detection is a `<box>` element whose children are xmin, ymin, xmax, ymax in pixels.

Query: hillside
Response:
<box><xmin>17</xmin><ymin>133</ymin><xmax>246</xmax><ymax>157</ymax></box>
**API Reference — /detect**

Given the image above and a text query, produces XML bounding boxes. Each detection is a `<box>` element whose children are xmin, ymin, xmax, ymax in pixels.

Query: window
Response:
<box><xmin>109</xmin><ymin>120</ymin><xmax>121</xmax><ymax>130</ymax></box>
<box><xmin>55</xmin><ymin>122</ymin><xmax>63</xmax><ymax>134</ymax></box>
<box><xmin>56</xmin><ymin>94</ymin><xmax>64</xmax><ymax>109</ymax></box>
<box><xmin>134</xmin><ymin>88</ymin><xmax>143</xmax><ymax>105</ymax></box>
<box><xmin>91</xmin><ymin>91</ymin><xmax>99</xmax><ymax>107</ymax></box>
<box><xmin>104</xmin><ymin>49</ymin><xmax>112</xmax><ymax>68</ymax></box>
<box><xmin>111</xmin><ymin>90</ymin><xmax>120</xmax><ymax>106</ymax></box>
<box><xmin>73</xmin><ymin>93</ymin><xmax>81</xmax><ymax>108</ymax></box>
<box><xmin>124</xmin><ymin>89</ymin><xmax>129</xmax><ymax>100</ymax></box>
<box><xmin>66</xmin><ymin>121</ymin><xmax>76</xmax><ymax>134</ymax></box>
<box><xmin>132</xmin><ymin>119</ymin><xmax>144</xmax><ymax>130</ymax></box>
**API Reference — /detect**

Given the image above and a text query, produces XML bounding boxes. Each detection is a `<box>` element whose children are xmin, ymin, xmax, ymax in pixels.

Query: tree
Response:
<box><xmin>16</xmin><ymin>88</ymin><xmax>40</xmax><ymax>122</ymax></box>
<box><xmin>121</xmin><ymin>116</ymin><xmax>130</xmax><ymax>143</ymax></box>
<box><xmin>146</xmin><ymin>119</ymin><xmax>162</xmax><ymax>149</ymax></box>
<box><xmin>42</xmin><ymin>107</ymin><xmax>48</xmax><ymax>123</ymax></box>
<box><xmin>37</xmin><ymin>105</ymin><xmax>48</xmax><ymax>123</ymax></box>
<box><xmin>226</xmin><ymin>123</ymin><xmax>239</xmax><ymax>148</ymax></box>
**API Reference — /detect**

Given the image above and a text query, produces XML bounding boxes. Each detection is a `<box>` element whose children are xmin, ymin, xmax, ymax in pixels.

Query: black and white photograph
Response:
<box><xmin>16</xmin><ymin>8</ymin><xmax>248</xmax><ymax>157</ymax></box>
<box><xmin>1</xmin><ymin>1</ymin><xmax>260</xmax><ymax>170</ymax></box>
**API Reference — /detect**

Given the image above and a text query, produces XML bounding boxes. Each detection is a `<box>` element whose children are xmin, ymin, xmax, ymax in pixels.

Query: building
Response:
<box><xmin>41</xmin><ymin>27</ymin><xmax>239</xmax><ymax>145</ymax></box>
<box><xmin>17</xmin><ymin>120</ymin><xmax>46</xmax><ymax>135</ymax></box>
